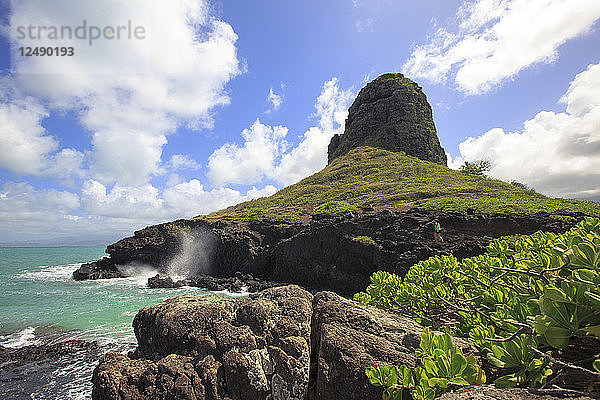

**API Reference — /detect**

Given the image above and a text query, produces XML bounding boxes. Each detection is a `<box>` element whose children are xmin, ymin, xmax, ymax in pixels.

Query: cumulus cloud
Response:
<box><xmin>0</xmin><ymin>177</ymin><xmax>278</xmax><ymax>242</ymax></box>
<box><xmin>273</xmin><ymin>78</ymin><xmax>354</xmax><ymax>185</ymax></box>
<box><xmin>0</xmin><ymin>181</ymin><xmax>84</xmax><ymax>242</ymax></box>
<box><xmin>265</xmin><ymin>87</ymin><xmax>283</xmax><ymax>113</ymax></box>
<box><xmin>403</xmin><ymin>0</ymin><xmax>600</xmax><ymax>95</ymax></box>
<box><xmin>0</xmin><ymin>92</ymin><xmax>87</xmax><ymax>181</ymax></box>
<box><xmin>165</xmin><ymin>154</ymin><xmax>202</xmax><ymax>172</ymax></box>
<box><xmin>5</xmin><ymin>0</ymin><xmax>241</xmax><ymax>185</ymax></box>
<box><xmin>80</xmin><ymin>178</ymin><xmax>278</xmax><ymax>220</ymax></box>
<box><xmin>451</xmin><ymin>63</ymin><xmax>600</xmax><ymax>200</ymax></box>
<box><xmin>206</xmin><ymin>78</ymin><xmax>354</xmax><ymax>187</ymax></box>
<box><xmin>0</xmin><ymin>97</ymin><xmax>54</xmax><ymax>175</ymax></box>
<box><xmin>207</xmin><ymin>119</ymin><xmax>288</xmax><ymax>186</ymax></box>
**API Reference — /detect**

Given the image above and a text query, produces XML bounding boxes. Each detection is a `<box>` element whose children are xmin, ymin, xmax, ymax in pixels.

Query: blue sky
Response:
<box><xmin>1</xmin><ymin>0</ymin><xmax>599</xmax><ymax>243</ymax></box>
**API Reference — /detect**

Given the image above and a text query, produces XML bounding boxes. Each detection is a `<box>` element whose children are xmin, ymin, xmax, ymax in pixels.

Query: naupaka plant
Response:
<box><xmin>357</xmin><ymin>217</ymin><xmax>600</xmax><ymax>398</ymax></box>
<box><xmin>366</xmin><ymin>328</ymin><xmax>485</xmax><ymax>400</ymax></box>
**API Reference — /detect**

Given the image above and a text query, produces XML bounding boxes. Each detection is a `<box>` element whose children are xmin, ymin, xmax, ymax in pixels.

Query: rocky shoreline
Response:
<box><xmin>73</xmin><ymin>209</ymin><xmax>584</xmax><ymax>296</ymax></box>
<box><xmin>90</xmin><ymin>285</ymin><xmax>596</xmax><ymax>400</ymax></box>
<box><xmin>0</xmin><ymin>339</ymin><xmax>104</xmax><ymax>399</ymax></box>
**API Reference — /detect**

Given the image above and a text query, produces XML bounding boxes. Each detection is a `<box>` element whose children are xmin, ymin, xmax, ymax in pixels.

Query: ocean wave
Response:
<box><xmin>18</xmin><ymin>263</ymin><xmax>81</xmax><ymax>281</ymax></box>
<box><xmin>0</xmin><ymin>326</ymin><xmax>37</xmax><ymax>348</ymax></box>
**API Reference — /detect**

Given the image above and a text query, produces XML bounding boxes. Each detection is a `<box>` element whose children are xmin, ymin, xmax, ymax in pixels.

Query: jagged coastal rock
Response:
<box><xmin>91</xmin><ymin>286</ymin><xmax>594</xmax><ymax>400</ymax></box>
<box><xmin>327</xmin><ymin>73</ymin><xmax>447</xmax><ymax>165</ymax></box>
<box><xmin>91</xmin><ymin>286</ymin><xmax>431</xmax><ymax>400</ymax></box>
<box><xmin>73</xmin><ymin>209</ymin><xmax>583</xmax><ymax>295</ymax></box>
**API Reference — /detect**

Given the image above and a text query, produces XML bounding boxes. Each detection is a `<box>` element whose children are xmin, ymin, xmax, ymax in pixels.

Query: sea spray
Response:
<box><xmin>166</xmin><ymin>227</ymin><xmax>218</xmax><ymax>279</ymax></box>
<box><xmin>116</xmin><ymin>262</ymin><xmax>159</xmax><ymax>285</ymax></box>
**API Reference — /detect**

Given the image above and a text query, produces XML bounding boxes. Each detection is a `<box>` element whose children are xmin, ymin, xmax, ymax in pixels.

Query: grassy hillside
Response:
<box><xmin>200</xmin><ymin>146</ymin><xmax>600</xmax><ymax>223</ymax></box>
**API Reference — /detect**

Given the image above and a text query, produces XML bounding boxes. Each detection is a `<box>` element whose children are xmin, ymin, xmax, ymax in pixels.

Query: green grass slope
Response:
<box><xmin>201</xmin><ymin>146</ymin><xmax>600</xmax><ymax>223</ymax></box>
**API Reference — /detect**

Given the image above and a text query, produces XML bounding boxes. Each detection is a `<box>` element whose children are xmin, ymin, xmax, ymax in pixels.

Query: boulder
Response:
<box><xmin>92</xmin><ymin>285</ymin><xmax>313</xmax><ymax>400</ymax></box>
<box><xmin>328</xmin><ymin>73</ymin><xmax>447</xmax><ymax>165</ymax></box>
<box><xmin>309</xmin><ymin>291</ymin><xmax>472</xmax><ymax>400</ymax></box>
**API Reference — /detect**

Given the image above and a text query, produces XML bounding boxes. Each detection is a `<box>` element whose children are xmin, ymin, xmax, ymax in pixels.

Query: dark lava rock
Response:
<box><xmin>147</xmin><ymin>273</ymin><xmax>283</xmax><ymax>293</ymax></box>
<box><xmin>147</xmin><ymin>274</ymin><xmax>177</xmax><ymax>288</ymax></box>
<box><xmin>73</xmin><ymin>257</ymin><xmax>125</xmax><ymax>281</ymax></box>
<box><xmin>92</xmin><ymin>285</ymin><xmax>480</xmax><ymax>400</ymax></box>
<box><xmin>93</xmin><ymin>285</ymin><xmax>313</xmax><ymax>400</ymax></box>
<box><xmin>438</xmin><ymin>385</ymin><xmax>595</xmax><ymax>399</ymax></box>
<box><xmin>0</xmin><ymin>340</ymin><xmax>103</xmax><ymax>399</ymax></box>
<box><xmin>327</xmin><ymin>73</ymin><xmax>447</xmax><ymax>165</ymax></box>
<box><xmin>308</xmin><ymin>291</ymin><xmax>471</xmax><ymax>400</ymax></box>
<box><xmin>74</xmin><ymin>210</ymin><xmax>584</xmax><ymax>297</ymax></box>
<box><xmin>0</xmin><ymin>340</ymin><xmax>100</xmax><ymax>369</ymax></box>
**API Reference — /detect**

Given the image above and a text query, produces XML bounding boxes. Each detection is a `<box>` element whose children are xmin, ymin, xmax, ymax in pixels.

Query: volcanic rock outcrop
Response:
<box><xmin>327</xmin><ymin>73</ymin><xmax>447</xmax><ymax>165</ymax></box>
<box><xmin>73</xmin><ymin>210</ymin><xmax>583</xmax><ymax>296</ymax></box>
<box><xmin>91</xmin><ymin>286</ymin><xmax>595</xmax><ymax>400</ymax></box>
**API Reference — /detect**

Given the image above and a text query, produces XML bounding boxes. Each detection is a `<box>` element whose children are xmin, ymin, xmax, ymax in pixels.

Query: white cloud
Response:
<box><xmin>166</xmin><ymin>154</ymin><xmax>202</xmax><ymax>172</ymax></box>
<box><xmin>207</xmin><ymin>119</ymin><xmax>288</xmax><ymax>186</ymax></box>
<box><xmin>403</xmin><ymin>0</ymin><xmax>600</xmax><ymax>95</ymax></box>
<box><xmin>452</xmin><ymin>63</ymin><xmax>600</xmax><ymax>200</ymax></box>
<box><xmin>0</xmin><ymin>97</ymin><xmax>54</xmax><ymax>175</ymax></box>
<box><xmin>6</xmin><ymin>0</ymin><xmax>241</xmax><ymax>185</ymax></box>
<box><xmin>163</xmin><ymin>180</ymin><xmax>277</xmax><ymax>217</ymax></box>
<box><xmin>206</xmin><ymin>78</ymin><xmax>354</xmax><ymax>187</ymax></box>
<box><xmin>273</xmin><ymin>78</ymin><xmax>354</xmax><ymax>185</ymax></box>
<box><xmin>80</xmin><ymin>180</ymin><xmax>163</xmax><ymax>219</ymax></box>
<box><xmin>265</xmin><ymin>88</ymin><xmax>283</xmax><ymax>113</ymax></box>
<box><xmin>80</xmin><ymin>178</ymin><xmax>278</xmax><ymax>220</ymax></box>
<box><xmin>0</xmin><ymin>93</ymin><xmax>87</xmax><ymax>181</ymax></box>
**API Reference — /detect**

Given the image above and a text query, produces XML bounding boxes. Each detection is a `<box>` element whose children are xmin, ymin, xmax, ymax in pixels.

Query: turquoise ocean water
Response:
<box><xmin>0</xmin><ymin>246</ymin><xmax>229</xmax><ymax>399</ymax></box>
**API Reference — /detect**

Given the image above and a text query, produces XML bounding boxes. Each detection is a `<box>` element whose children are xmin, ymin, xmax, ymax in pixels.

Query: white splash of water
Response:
<box><xmin>166</xmin><ymin>228</ymin><xmax>217</xmax><ymax>279</ymax></box>
<box><xmin>18</xmin><ymin>263</ymin><xmax>82</xmax><ymax>281</ymax></box>
<box><xmin>0</xmin><ymin>326</ymin><xmax>37</xmax><ymax>348</ymax></box>
<box><xmin>116</xmin><ymin>262</ymin><xmax>160</xmax><ymax>285</ymax></box>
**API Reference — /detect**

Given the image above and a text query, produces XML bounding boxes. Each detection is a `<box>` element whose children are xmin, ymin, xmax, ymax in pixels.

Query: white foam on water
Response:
<box><xmin>0</xmin><ymin>326</ymin><xmax>37</xmax><ymax>348</ymax></box>
<box><xmin>18</xmin><ymin>263</ymin><xmax>81</xmax><ymax>281</ymax></box>
<box><xmin>210</xmin><ymin>286</ymin><xmax>251</xmax><ymax>298</ymax></box>
<box><xmin>116</xmin><ymin>262</ymin><xmax>160</xmax><ymax>286</ymax></box>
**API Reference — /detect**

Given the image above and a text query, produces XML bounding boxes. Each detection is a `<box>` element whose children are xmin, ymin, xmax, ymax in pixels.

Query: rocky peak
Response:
<box><xmin>327</xmin><ymin>73</ymin><xmax>447</xmax><ymax>165</ymax></box>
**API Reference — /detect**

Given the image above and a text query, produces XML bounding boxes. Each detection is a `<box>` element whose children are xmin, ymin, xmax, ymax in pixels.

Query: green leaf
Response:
<box><xmin>593</xmin><ymin>359</ymin><xmax>600</xmax><ymax>373</ymax></box>
<box><xmin>365</xmin><ymin>367</ymin><xmax>382</xmax><ymax>386</ymax></box>
<box><xmin>450</xmin><ymin>352</ymin><xmax>467</xmax><ymax>376</ymax></box>
<box><xmin>583</xmin><ymin>325</ymin><xmax>600</xmax><ymax>337</ymax></box>
<box><xmin>494</xmin><ymin>373</ymin><xmax>518</xmax><ymax>388</ymax></box>
<box><xmin>584</xmin><ymin>291</ymin><xmax>600</xmax><ymax>308</ymax></box>
<box><xmin>544</xmin><ymin>287</ymin><xmax>567</xmax><ymax>302</ymax></box>
<box><xmin>533</xmin><ymin>315</ymin><xmax>549</xmax><ymax>334</ymax></box>
<box><xmin>423</xmin><ymin>358</ymin><xmax>438</xmax><ymax>376</ymax></box>
<box><xmin>544</xmin><ymin>326</ymin><xmax>572</xmax><ymax>349</ymax></box>
<box><xmin>398</xmin><ymin>365</ymin><xmax>415</xmax><ymax>388</ymax></box>
<box><xmin>449</xmin><ymin>377</ymin><xmax>470</xmax><ymax>386</ymax></box>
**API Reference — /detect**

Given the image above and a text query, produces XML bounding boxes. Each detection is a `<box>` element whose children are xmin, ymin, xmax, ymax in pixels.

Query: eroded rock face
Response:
<box><xmin>328</xmin><ymin>73</ymin><xmax>447</xmax><ymax>165</ymax></box>
<box><xmin>92</xmin><ymin>286</ymin><xmax>313</xmax><ymax>400</ymax></box>
<box><xmin>308</xmin><ymin>291</ymin><xmax>474</xmax><ymax>400</ymax></box>
<box><xmin>91</xmin><ymin>286</ymin><xmax>598</xmax><ymax>400</ymax></box>
<box><xmin>74</xmin><ymin>210</ymin><xmax>584</xmax><ymax>296</ymax></box>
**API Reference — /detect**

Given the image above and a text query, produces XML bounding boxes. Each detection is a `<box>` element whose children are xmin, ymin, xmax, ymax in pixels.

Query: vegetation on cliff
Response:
<box><xmin>355</xmin><ymin>217</ymin><xmax>600</xmax><ymax>398</ymax></box>
<box><xmin>202</xmin><ymin>146</ymin><xmax>600</xmax><ymax>223</ymax></box>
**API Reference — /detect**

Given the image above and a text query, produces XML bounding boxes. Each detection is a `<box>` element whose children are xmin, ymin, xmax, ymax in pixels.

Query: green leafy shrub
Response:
<box><xmin>356</xmin><ymin>217</ymin><xmax>600</xmax><ymax>396</ymax></box>
<box><xmin>459</xmin><ymin>160</ymin><xmax>492</xmax><ymax>177</ymax></box>
<box><xmin>313</xmin><ymin>200</ymin><xmax>357</xmax><ymax>214</ymax></box>
<box><xmin>366</xmin><ymin>327</ymin><xmax>485</xmax><ymax>400</ymax></box>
